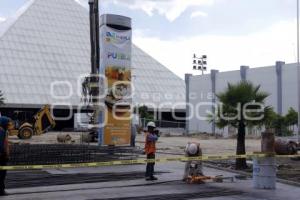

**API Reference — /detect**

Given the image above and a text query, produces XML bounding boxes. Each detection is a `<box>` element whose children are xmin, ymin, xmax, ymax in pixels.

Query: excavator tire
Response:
<box><xmin>18</xmin><ymin>127</ymin><xmax>34</xmax><ymax>139</ymax></box>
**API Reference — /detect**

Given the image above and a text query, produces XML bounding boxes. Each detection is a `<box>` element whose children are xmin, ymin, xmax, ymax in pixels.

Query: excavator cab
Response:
<box><xmin>11</xmin><ymin>110</ymin><xmax>34</xmax><ymax>129</ymax></box>
<box><xmin>9</xmin><ymin>105</ymin><xmax>56</xmax><ymax>139</ymax></box>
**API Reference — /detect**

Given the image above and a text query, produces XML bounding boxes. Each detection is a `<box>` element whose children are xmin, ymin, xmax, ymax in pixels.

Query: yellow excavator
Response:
<box><xmin>9</xmin><ymin>105</ymin><xmax>56</xmax><ymax>139</ymax></box>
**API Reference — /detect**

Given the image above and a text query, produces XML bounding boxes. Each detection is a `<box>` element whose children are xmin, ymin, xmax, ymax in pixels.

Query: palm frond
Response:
<box><xmin>208</xmin><ymin>81</ymin><xmax>271</xmax><ymax>128</ymax></box>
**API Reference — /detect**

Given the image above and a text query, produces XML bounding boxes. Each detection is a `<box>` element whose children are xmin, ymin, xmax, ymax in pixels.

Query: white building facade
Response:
<box><xmin>186</xmin><ymin>62</ymin><xmax>298</xmax><ymax>135</ymax></box>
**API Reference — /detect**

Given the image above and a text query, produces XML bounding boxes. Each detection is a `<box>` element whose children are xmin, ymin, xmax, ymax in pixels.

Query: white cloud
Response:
<box><xmin>74</xmin><ymin>0</ymin><xmax>89</xmax><ymax>9</ymax></box>
<box><xmin>190</xmin><ymin>11</ymin><xmax>208</xmax><ymax>18</ymax></box>
<box><xmin>133</xmin><ymin>20</ymin><xmax>297</xmax><ymax>78</ymax></box>
<box><xmin>0</xmin><ymin>17</ymin><xmax>6</xmax><ymax>23</ymax></box>
<box><xmin>113</xmin><ymin>0</ymin><xmax>215</xmax><ymax>22</ymax></box>
<box><xmin>73</xmin><ymin>0</ymin><xmax>214</xmax><ymax>21</ymax></box>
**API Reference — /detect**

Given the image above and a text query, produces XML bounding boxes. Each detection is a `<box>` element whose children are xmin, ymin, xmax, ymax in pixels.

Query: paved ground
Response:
<box><xmin>5</xmin><ymin>132</ymin><xmax>299</xmax><ymax>199</ymax></box>
<box><xmin>13</xmin><ymin>131</ymin><xmax>298</xmax><ymax>156</ymax></box>
<box><xmin>9</xmin><ymin>132</ymin><xmax>262</xmax><ymax>156</ymax></box>
<box><xmin>9</xmin><ymin>132</ymin><xmax>298</xmax><ymax>157</ymax></box>
<box><xmin>3</xmin><ymin>161</ymin><xmax>299</xmax><ymax>200</ymax></box>
<box><xmin>136</xmin><ymin>134</ymin><xmax>261</xmax><ymax>155</ymax></box>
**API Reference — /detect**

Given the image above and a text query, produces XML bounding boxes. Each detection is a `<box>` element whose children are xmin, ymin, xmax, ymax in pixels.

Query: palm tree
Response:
<box><xmin>0</xmin><ymin>90</ymin><xmax>4</xmax><ymax>106</ymax></box>
<box><xmin>211</xmin><ymin>81</ymin><xmax>270</xmax><ymax>169</ymax></box>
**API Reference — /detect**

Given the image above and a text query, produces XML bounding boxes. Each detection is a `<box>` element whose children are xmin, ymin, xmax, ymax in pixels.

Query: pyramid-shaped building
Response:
<box><xmin>0</xmin><ymin>0</ymin><xmax>185</xmax><ymax>127</ymax></box>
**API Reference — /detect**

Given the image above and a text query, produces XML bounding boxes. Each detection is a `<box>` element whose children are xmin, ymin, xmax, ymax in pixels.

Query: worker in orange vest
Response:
<box><xmin>144</xmin><ymin>121</ymin><xmax>159</xmax><ymax>181</ymax></box>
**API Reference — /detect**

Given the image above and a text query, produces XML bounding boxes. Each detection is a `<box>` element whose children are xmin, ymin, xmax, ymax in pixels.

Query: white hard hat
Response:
<box><xmin>147</xmin><ymin>121</ymin><xmax>156</xmax><ymax>128</ymax></box>
<box><xmin>186</xmin><ymin>143</ymin><xmax>198</xmax><ymax>156</ymax></box>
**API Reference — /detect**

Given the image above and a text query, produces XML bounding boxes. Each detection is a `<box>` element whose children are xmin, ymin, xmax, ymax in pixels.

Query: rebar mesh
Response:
<box><xmin>8</xmin><ymin>144</ymin><xmax>142</xmax><ymax>165</ymax></box>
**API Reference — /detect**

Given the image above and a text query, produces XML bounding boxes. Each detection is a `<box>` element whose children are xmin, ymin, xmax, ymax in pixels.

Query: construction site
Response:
<box><xmin>0</xmin><ymin>0</ymin><xmax>300</xmax><ymax>199</ymax></box>
<box><xmin>2</xmin><ymin>132</ymin><xmax>299</xmax><ymax>200</ymax></box>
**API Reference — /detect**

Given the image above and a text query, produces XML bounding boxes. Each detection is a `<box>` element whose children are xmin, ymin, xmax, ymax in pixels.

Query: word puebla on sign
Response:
<box><xmin>107</xmin><ymin>52</ymin><xmax>131</xmax><ymax>61</ymax></box>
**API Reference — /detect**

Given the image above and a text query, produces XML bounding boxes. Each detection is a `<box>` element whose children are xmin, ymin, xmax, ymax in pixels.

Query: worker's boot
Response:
<box><xmin>150</xmin><ymin>176</ymin><xmax>158</xmax><ymax>181</ymax></box>
<box><xmin>145</xmin><ymin>176</ymin><xmax>152</xmax><ymax>181</ymax></box>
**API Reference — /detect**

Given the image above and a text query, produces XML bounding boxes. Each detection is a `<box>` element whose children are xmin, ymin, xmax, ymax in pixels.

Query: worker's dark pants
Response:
<box><xmin>145</xmin><ymin>153</ymin><xmax>155</xmax><ymax>177</ymax></box>
<box><xmin>0</xmin><ymin>155</ymin><xmax>7</xmax><ymax>192</ymax></box>
<box><xmin>130</xmin><ymin>134</ymin><xmax>136</xmax><ymax>147</ymax></box>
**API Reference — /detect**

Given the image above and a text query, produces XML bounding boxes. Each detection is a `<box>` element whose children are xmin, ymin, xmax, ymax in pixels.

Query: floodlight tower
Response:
<box><xmin>193</xmin><ymin>54</ymin><xmax>207</xmax><ymax>75</ymax></box>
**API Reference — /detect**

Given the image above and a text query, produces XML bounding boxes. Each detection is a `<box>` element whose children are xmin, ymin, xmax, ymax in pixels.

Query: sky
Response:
<box><xmin>0</xmin><ymin>0</ymin><xmax>298</xmax><ymax>78</ymax></box>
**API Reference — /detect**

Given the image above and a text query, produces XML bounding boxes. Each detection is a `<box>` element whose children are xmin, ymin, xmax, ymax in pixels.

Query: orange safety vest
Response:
<box><xmin>144</xmin><ymin>132</ymin><xmax>156</xmax><ymax>154</ymax></box>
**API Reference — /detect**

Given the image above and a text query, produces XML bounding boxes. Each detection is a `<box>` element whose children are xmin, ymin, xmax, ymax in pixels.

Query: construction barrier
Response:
<box><xmin>0</xmin><ymin>153</ymin><xmax>299</xmax><ymax>170</ymax></box>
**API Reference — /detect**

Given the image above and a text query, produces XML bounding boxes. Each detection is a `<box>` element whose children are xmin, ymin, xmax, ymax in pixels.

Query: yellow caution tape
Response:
<box><xmin>0</xmin><ymin>153</ymin><xmax>298</xmax><ymax>170</ymax></box>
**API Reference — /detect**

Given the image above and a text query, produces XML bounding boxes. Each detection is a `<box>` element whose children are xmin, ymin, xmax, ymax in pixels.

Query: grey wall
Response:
<box><xmin>282</xmin><ymin>63</ymin><xmax>298</xmax><ymax>114</ymax></box>
<box><xmin>247</xmin><ymin>66</ymin><xmax>278</xmax><ymax>113</ymax></box>
<box><xmin>215</xmin><ymin>70</ymin><xmax>241</xmax><ymax>135</ymax></box>
<box><xmin>187</xmin><ymin>62</ymin><xmax>298</xmax><ymax>135</ymax></box>
<box><xmin>188</xmin><ymin>74</ymin><xmax>212</xmax><ymax>133</ymax></box>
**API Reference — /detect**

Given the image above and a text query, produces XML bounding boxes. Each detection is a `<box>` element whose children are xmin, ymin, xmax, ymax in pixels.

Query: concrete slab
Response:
<box><xmin>3</xmin><ymin>162</ymin><xmax>300</xmax><ymax>200</ymax></box>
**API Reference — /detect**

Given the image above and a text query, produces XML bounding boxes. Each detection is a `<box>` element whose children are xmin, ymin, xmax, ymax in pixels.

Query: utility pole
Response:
<box><xmin>88</xmin><ymin>0</ymin><xmax>101</xmax><ymax>144</ymax></box>
<box><xmin>297</xmin><ymin>0</ymin><xmax>300</xmax><ymax>143</ymax></box>
<box><xmin>89</xmin><ymin>0</ymin><xmax>100</xmax><ymax>76</ymax></box>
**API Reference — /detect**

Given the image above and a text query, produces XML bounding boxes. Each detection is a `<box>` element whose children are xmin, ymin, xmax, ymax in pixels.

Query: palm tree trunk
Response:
<box><xmin>236</xmin><ymin>121</ymin><xmax>247</xmax><ymax>169</ymax></box>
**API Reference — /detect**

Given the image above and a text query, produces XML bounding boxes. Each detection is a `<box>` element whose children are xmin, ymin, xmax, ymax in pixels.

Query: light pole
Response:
<box><xmin>193</xmin><ymin>54</ymin><xmax>207</xmax><ymax>75</ymax></box>
<box><xmin>297</xmin><ymin>0</ymin><xmax>300</xmax><ymax>143</ymax></box>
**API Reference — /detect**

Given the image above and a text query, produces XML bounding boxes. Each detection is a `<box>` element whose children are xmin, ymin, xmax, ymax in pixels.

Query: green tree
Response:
<box><xmin>211</xmin><ymin>81</ymin><xmax>270</xmax><ymax>169</ymax></box>
<box><xmin>265</xmin><ymin>107</ymin><xmax>298</xmax><ymax>136</ymax></box>
<box><xmin>137</xmin><ymin>105</ymin><xmax>154</xmax><ymax>126</ymax></box>
<box><xmin>284</xmin><ymin>107</ymin><xmax>298</xmax><ymax>128</ymax></box>
<box><xmin>264</xmin><ymin>109</ymin><xmax>286</xmax><ymax>136</ymax></box>
<box><xmin>138</xmin><ymin>105</ymin><xmax>148</xmax><ymax>119</ymax></box>
<box><xmin>0</xmin><ymin>90</ymin><xmax>4</xmax><ymax>106</ymax></box>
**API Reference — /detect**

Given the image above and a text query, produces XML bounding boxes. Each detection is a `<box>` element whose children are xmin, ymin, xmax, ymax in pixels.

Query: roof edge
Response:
<box><xmin>0</xmin><ymin>0</ymin><xmax>36</xmax><ymax>38</ymax></box>
<box><xmin>74</xmin><ymin>0</ymin><xmax>89</xmax><ymax>10</ymax></box>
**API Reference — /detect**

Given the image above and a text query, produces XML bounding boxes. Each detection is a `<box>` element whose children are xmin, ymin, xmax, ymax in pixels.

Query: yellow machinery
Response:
<box><xmin>9</xmin><ymin>105</ymin><xmax>56</xmax><ymax>139</ymax></box>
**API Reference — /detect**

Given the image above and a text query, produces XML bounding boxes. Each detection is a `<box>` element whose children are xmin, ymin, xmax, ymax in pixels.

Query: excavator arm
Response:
<box><xmin>33</xmin><ymin>105</ymin><xmax>56</xmax><ymax>135</ymax></box>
